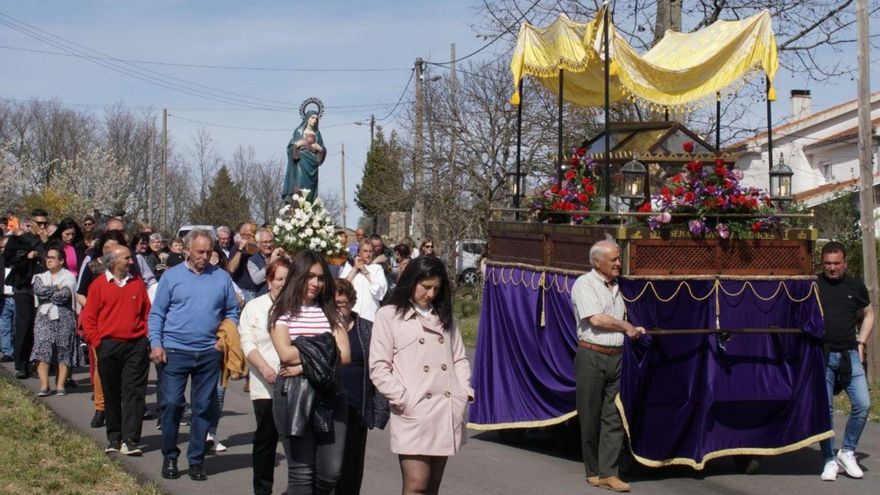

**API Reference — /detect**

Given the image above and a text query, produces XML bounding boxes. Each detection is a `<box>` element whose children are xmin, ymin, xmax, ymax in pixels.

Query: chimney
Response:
<box><xmin>790</xmin><ymin>89</ymin><xmax>811</xmax><ymax>120</ymax></box>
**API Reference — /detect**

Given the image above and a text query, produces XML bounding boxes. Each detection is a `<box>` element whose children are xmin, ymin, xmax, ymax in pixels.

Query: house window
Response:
<box><xmin>822</xmin><ymin>163</ymin><xmax>833</xmax><ymax>181</ymax></box>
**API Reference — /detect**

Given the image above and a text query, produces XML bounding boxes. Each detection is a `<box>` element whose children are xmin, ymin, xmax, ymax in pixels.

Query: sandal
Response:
<box><xmin>37</xmin><ymin>389</ymin><xmax>51</xmax><ymax>397</ymax></box>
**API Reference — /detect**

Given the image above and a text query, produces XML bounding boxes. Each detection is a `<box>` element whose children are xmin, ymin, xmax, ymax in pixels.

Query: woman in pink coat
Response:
<box><xmin>369</xmin><ymin>255</ymin><xmax>473</xmax><ymax>495</ymax></box>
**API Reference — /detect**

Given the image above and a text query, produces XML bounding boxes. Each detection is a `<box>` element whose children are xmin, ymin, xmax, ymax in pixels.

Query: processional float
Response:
<box><xmin>470</xmin><ymin>6</ymin><xmax>832</xmax><ymax>471</ymax></box>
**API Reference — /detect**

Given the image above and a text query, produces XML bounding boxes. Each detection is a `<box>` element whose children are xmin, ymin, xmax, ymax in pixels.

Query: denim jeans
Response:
<box><xmin>819</xmin><ymin>350</ymin><xmax>871</xmax><ymax>461</ymax></box>
<box><xmin>159</xmin><ymin>348</ymin><xmax>222</xmax><ymax>465</ymax></box>
<box><xmin>278</xmin><ymin>391</ymin><xmax>347</xmax><ymax>495</ymax></box>
<box><xmin>0</xmin><ymin>297</ymin><xmax>15</xmax><ymax>357</ymax></box>
<box><xmin>209</xmin><ymin>377</ymin><xmax>226</xmax><ymax>436</ymax></box>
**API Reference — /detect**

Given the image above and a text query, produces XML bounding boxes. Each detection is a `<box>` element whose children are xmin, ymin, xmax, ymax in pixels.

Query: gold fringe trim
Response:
<box><xmin>486</xmin><ymin>260</ymin><xmax>586</xmax><ymax>277</ymax></box>
<box><xmin>620</xmin><ymin>279</ymin><xmax>822</xmax><ymax>304</ymax></box>
<box><xmin>614</xmin><ymin>394</ymin><xmax>834</xmax><ymax>470</ymax></box>
<box><xmin>467</xmin><ymin>411</ymin><xmax>578</xmax><ymax>431</ymax></box>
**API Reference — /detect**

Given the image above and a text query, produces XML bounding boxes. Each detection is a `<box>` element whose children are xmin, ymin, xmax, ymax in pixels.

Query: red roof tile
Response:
<box><xmin>727</xmin><ymin>90</ymin><xmax>880</xmax><ymax>151</ymax></box>
<box><xmin>803</xmin><ymin>117</ymin><xmax>880</xmax><ymax>151</ymax></box>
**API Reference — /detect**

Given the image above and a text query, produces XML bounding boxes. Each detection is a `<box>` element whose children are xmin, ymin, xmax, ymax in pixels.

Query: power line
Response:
<box><xmin>0</xmin><ymin>13</ymin><xmax>293</xmax><ymax>111</ymax></box>
<box><xmin>427</xmin><ymin>0</ymin><xmax>541</xmax><ymax>66</ymax></box>
<box><xmin>0</xmin><ymin>43</ymin><xmax>411</xmax><ymax>73</ymax></box>
<box><xmin>375</xmin><ymin>69</ymin><xmax>415</xmax><ymax>122</ymax></box>
<box><xmin>0</xmin><ymin>96</ymin><xmax>402</xmax><ymax>113</ymax></box>
<box><xmin>169</xmin><ymin>113</ymin><xmax>366</xmax><ymax>132</ymax></box>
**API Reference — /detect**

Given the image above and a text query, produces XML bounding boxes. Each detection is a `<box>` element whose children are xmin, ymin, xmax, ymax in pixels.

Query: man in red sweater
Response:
<box><xmin>81</xmin><ymin>245</ymin><xmax>151</xmax><ymax>456</ymax></box>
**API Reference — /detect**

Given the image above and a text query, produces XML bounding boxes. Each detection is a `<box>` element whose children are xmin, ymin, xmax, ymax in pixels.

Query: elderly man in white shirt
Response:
<box><xmin>571</xmin><ymin>239</ymin><xmax>645</xmax><ymax>493</ymax></box>
<box><xmin>339</xmin><ymin>240</ymin><xmax>387</xmax><ymax>322</ymax></box>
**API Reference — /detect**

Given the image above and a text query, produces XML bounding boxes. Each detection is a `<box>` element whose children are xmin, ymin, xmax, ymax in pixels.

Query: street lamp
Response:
<box><xmin>769</xmin><ymin>153</ymin><xmax>794</xmax><ymax>209</ymax></box>
<box><xmin>620</xmin><ymin>158</ymin><xmax>648</xmax><ymax>209</ymax></box>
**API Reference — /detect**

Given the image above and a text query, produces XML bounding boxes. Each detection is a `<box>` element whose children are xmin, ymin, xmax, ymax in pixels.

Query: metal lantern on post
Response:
<box><xmin>769</xmin><ymin>153</ymin><xmax>794</xmax><ymax>209</ymax></box>
<box><xmin>621</xmin><ymin>158</ymin><xmax>648</xmax><ymax>209</ymax></box>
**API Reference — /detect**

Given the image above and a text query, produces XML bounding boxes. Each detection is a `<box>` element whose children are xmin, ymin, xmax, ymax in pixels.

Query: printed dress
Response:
<box><xmin>30</xmin><ymin>275</ymin><xmax>81</xmax><ymax>366</ymax></box>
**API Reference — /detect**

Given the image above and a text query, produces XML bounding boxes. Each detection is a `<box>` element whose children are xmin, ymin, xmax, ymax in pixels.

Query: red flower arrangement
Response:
<box><xmin>643</xmin><ymin>142</ymin><xmax>782</xmax><ymax>237</ymax></box>
<box><xmin>529</xmin><ymin>147</ymin><xmax>599</xmax><ymax>224</ymax></box>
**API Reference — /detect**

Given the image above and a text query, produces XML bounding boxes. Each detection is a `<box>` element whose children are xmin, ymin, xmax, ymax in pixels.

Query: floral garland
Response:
<box><xmin>529</xmin><ymin>146</ymin><xmax>598</xmax><ymax>224</ymax></box>
<box><xmin>642</xmin><ymin>142</ymin><xmax>782</xmax><ymax>238</ymax></box>
<box><xmin>272</xmin><ymin>189</ymin><xmax>344</xmax><ymax>255</ymax></box>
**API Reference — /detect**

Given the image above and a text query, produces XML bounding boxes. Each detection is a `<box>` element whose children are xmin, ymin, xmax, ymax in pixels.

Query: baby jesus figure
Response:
<box><xmin>299</xmin><ymin>129</ymin><xmax>323</xmax><ymax>154</ymax></box>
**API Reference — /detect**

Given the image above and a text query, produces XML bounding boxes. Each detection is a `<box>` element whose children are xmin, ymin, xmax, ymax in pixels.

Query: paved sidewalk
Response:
<box><xmin>2</xmin><ymin>361</ymin><xmax>878</xmax><ymax>494</ymax></box>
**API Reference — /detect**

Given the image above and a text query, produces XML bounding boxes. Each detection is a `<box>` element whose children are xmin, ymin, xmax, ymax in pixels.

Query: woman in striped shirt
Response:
<box><xmin>269</xmin><ymin>250</ymin><xmax>351</xmax><ymax>495</ymax></box>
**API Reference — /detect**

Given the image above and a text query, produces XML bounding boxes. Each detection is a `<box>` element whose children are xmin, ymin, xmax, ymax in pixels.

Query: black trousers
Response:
<box><xmin>253</xmin><ymin>398</ymin><xmax>279</xmax><ymax>495</ymax></box>
<box><xmin>336</xmin><ymin>406</ymin><xmax>368</xmax><ymax>495</ymax></box>
<box><xmin>12</xmin><ymin>291</ymin><xmax>35</xmax><ymax>372</ymax></box>
<box><xmin>96</xmin><ymin>336</ymin><xmax>150</xmax><ymax>443</ymax></box>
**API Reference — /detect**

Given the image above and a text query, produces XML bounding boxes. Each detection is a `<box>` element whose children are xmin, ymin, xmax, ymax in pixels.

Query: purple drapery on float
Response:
<box><xmin>469</xmin><ymin>266</ymin><xmax>579</xmax><ymax>428</ymax></box>
<box><xmin>470</xmin><ymin>264</ymin><xmax>832</xmax><ymax>468</ymax></box>
<box><xmin>619</xmin><ymin>278</ymin><xmax>832</xmax><ymax>467</ymax></box>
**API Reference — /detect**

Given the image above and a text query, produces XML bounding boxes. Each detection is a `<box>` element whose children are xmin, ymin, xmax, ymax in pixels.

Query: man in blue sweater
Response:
<box><xmin>148</xmin><ymin>230</ymin><xmax>239</xmax><ymax>482</ymax></box>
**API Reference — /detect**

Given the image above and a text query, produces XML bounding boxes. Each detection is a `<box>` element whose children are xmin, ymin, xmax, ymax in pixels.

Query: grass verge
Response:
<box><xmin>0</xmin><ymin>373</ymin><xmax>165</xmax><ymax>495</ymax></box>
<box><xmin>454</xmin><ymin>284</ymin><xmax>482</xmax><ymax>348</ymax></box>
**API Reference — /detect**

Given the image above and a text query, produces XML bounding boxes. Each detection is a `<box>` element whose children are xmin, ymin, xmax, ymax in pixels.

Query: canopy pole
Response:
<box><xmin>765</xmin><ymin>77</ymin><xmax>774</xmax><ymax>187</ymax></box>
<box><xmin>715</xmin><ymin>92</ymin><xmax>721</xmax><ymax>152</ymax></box>
<box><xmin>515</xmin><ymin>78</ymin><xmax>524</xmax><ymax>217</ymax></box>
<box><xmin>603</xmin><ymin>6</ymin><xmax>611</xmax><ymax>213</ymax></box>
<box><xmin>557</xmin><ymin>70</ymin><xmax>564</xmax><ymax>185</ymax></box>
<box><xmin>664</xmin><ymin>107</ymin><xmax>669</xmax><ymax>122</ymax></box>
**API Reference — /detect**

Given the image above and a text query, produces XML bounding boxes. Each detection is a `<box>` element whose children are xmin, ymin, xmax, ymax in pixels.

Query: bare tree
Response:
<box><xmin>319</xmin><ymin>190</ymin><xmax>344</xmax><ymax>226</ymax></box>
<box><xmin>250</xmin><ymin>158</ymin><xmax>285</xmax><ymax>225</ymax></box>
<box><xmin>103</xmin><ymin>104</ymin><xmax>157</xmax><ymax>219</ymax></box>
<box><xmin>188</xmin><ymin>127</ymin><xmax>220</xmax><ymax>204</ymax></box>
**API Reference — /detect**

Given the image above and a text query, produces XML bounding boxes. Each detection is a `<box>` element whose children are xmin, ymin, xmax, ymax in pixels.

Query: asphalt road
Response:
<box><xmin>2</xmin><ymin>361</ymin><xmax>877</xmax><ymax>494</ymax></box>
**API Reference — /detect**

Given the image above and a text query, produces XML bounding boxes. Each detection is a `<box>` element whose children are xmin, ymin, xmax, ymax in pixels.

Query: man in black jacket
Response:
<box><xmin>3</xmin><ymin>208</ymin><xmax>50</xmax><ymax>378</ymax></box>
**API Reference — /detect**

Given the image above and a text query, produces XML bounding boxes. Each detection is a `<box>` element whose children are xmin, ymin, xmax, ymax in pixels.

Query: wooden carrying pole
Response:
<box><xmin>647</xmin><ymin>327</ymin><xmax>802</xmax><ymax>336</ymax></box>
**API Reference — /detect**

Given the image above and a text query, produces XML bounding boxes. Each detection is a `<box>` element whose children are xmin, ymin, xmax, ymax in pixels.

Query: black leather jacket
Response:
<box><xmin>273</xmin><ymin>332</ymin><xmax>339</xmax><ymax>437</ymax></box>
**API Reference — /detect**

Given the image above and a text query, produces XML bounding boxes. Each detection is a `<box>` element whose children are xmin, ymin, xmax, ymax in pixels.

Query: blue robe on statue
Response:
<box><xmin>282</xmin><ymin>110</ymin><xmax>326</xmax><ymax>202</ymax></box>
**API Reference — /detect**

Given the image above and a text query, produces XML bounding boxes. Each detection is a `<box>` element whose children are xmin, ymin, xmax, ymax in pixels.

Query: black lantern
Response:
<box><xmin>769</xmin><ymin>153</ymin><xmax>794</xmax><ymax>208</ymax></box>
<box><xmin>620</xmin><ymin>158</ymin><xmax>648</xmax><ymax>209</ymax></box>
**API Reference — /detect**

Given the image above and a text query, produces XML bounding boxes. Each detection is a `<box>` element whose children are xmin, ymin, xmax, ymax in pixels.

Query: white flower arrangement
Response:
<box><xmin>272</xmin><ymin>189</ymin><xmax>344</xmax><ymax>256</ymax></box>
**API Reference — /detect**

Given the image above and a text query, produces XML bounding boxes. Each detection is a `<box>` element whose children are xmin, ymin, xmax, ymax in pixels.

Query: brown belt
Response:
<box><xmin>578</xmin><ymin>341</ymin><xmax>623</xmax><ymax>356</ymax></box>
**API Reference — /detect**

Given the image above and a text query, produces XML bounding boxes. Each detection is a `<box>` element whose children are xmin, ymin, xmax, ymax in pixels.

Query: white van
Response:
<box><xmin>454</xmin><ymin>239</ymin><xmax>486</xmax><ymax>286</ymax></box>
<box><xmin>175</xmin><ymin>225</ymin><xmax>217</xmax><ymax>240</ymax></box>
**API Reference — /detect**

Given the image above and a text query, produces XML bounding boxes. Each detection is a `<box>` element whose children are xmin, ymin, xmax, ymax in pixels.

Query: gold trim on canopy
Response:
<box><xmin>510</xmin><ymin>8</ymin><xmax>778</xmax><ymax>108</ymax></box>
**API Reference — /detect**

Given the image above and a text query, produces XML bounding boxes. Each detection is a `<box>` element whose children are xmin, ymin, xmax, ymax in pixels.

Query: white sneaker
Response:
<box><xmin>820</xmin><ymin>459</ymin><xmax>840</xmax><ymax>481</ymax></box>
<box><xmin>213</xmin><ymin>440</ymin><xmax>227</xmax><ymax>453</ymax></box>
<box><xmin>836</xmin><ymin>450</ymin><xmax>864</xmax><ymax>478</ymax></box>
<box><xmin>205</xmin><ymin>433</ymin><xmax>216</xmax><ymax>451</ymax></box>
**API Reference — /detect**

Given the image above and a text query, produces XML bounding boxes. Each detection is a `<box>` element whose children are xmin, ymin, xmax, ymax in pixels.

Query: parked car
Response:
<box><xmin>455</xmin><ymin>239</ymin><xmax>486</xmax><ymax>286</ymax></box>
<box><xmin>176</xmin><ymin>224</ymin><xmax>217</xmax><ymax>240</ymax></box>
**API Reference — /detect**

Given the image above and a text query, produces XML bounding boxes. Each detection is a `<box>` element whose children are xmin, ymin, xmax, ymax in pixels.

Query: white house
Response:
<box><xmin>729</xmin><ymin>90</ymin><xmax>880</xmax><ymax>209</ymax></box>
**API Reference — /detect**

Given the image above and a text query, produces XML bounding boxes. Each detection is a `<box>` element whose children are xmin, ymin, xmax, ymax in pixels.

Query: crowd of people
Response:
<box><xmin>1</xmin><ymin>208</ymin><xmax>471</xmax><ymax>495</ymax></box>
<box><xmin>5</xmin><ymin>207</ymin><xmax>871</xmax><ymax>493</ymax></box>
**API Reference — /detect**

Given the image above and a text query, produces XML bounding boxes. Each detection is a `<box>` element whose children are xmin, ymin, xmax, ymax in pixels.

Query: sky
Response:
<box><xmin>1</xmin><ymin>1</ymin><xmax>878</xmax><ymax>228</ymax></box>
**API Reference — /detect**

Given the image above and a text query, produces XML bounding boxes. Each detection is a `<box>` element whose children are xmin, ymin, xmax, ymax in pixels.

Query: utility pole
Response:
<box><xmin>856</xmin><ymin>0</ymin><xmax>879</xmax><ymax>384</ymax></box>
<box><xmin>341</xmin><ymin>143</ymin><xmax>347</xmax><ymax>229</ymax></box>
<box><xmin>161</xmin><ymin>108</ymin><xmax>168</xmax><ymax>234</ymax></box>
<box><xmin>412</xmin><ymin>58</ymin><xmax>425</xmax><ymax>242</ymax></box>
<box><xmin>369</xmin><ymin>114</ymin><xmax>375</xmax><ymax>144</ymax></box>
<box><xmin>147</xmin><ymin>122</ymin><xmax>154</xmax><ymax>227</ymax></box>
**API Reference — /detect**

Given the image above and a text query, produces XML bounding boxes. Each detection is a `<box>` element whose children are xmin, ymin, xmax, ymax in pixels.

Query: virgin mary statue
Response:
<box><xmin>282</xmin><ymin>98</ymin><xmax>326</xmax><ymax>202</ymax></box>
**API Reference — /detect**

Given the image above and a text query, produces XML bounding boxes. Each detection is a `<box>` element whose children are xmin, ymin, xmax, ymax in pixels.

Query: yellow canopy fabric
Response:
<box><xmin>510</xmin><ymin>8</ymin><xmax>778</xmax><ymax>108</ymax></box>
